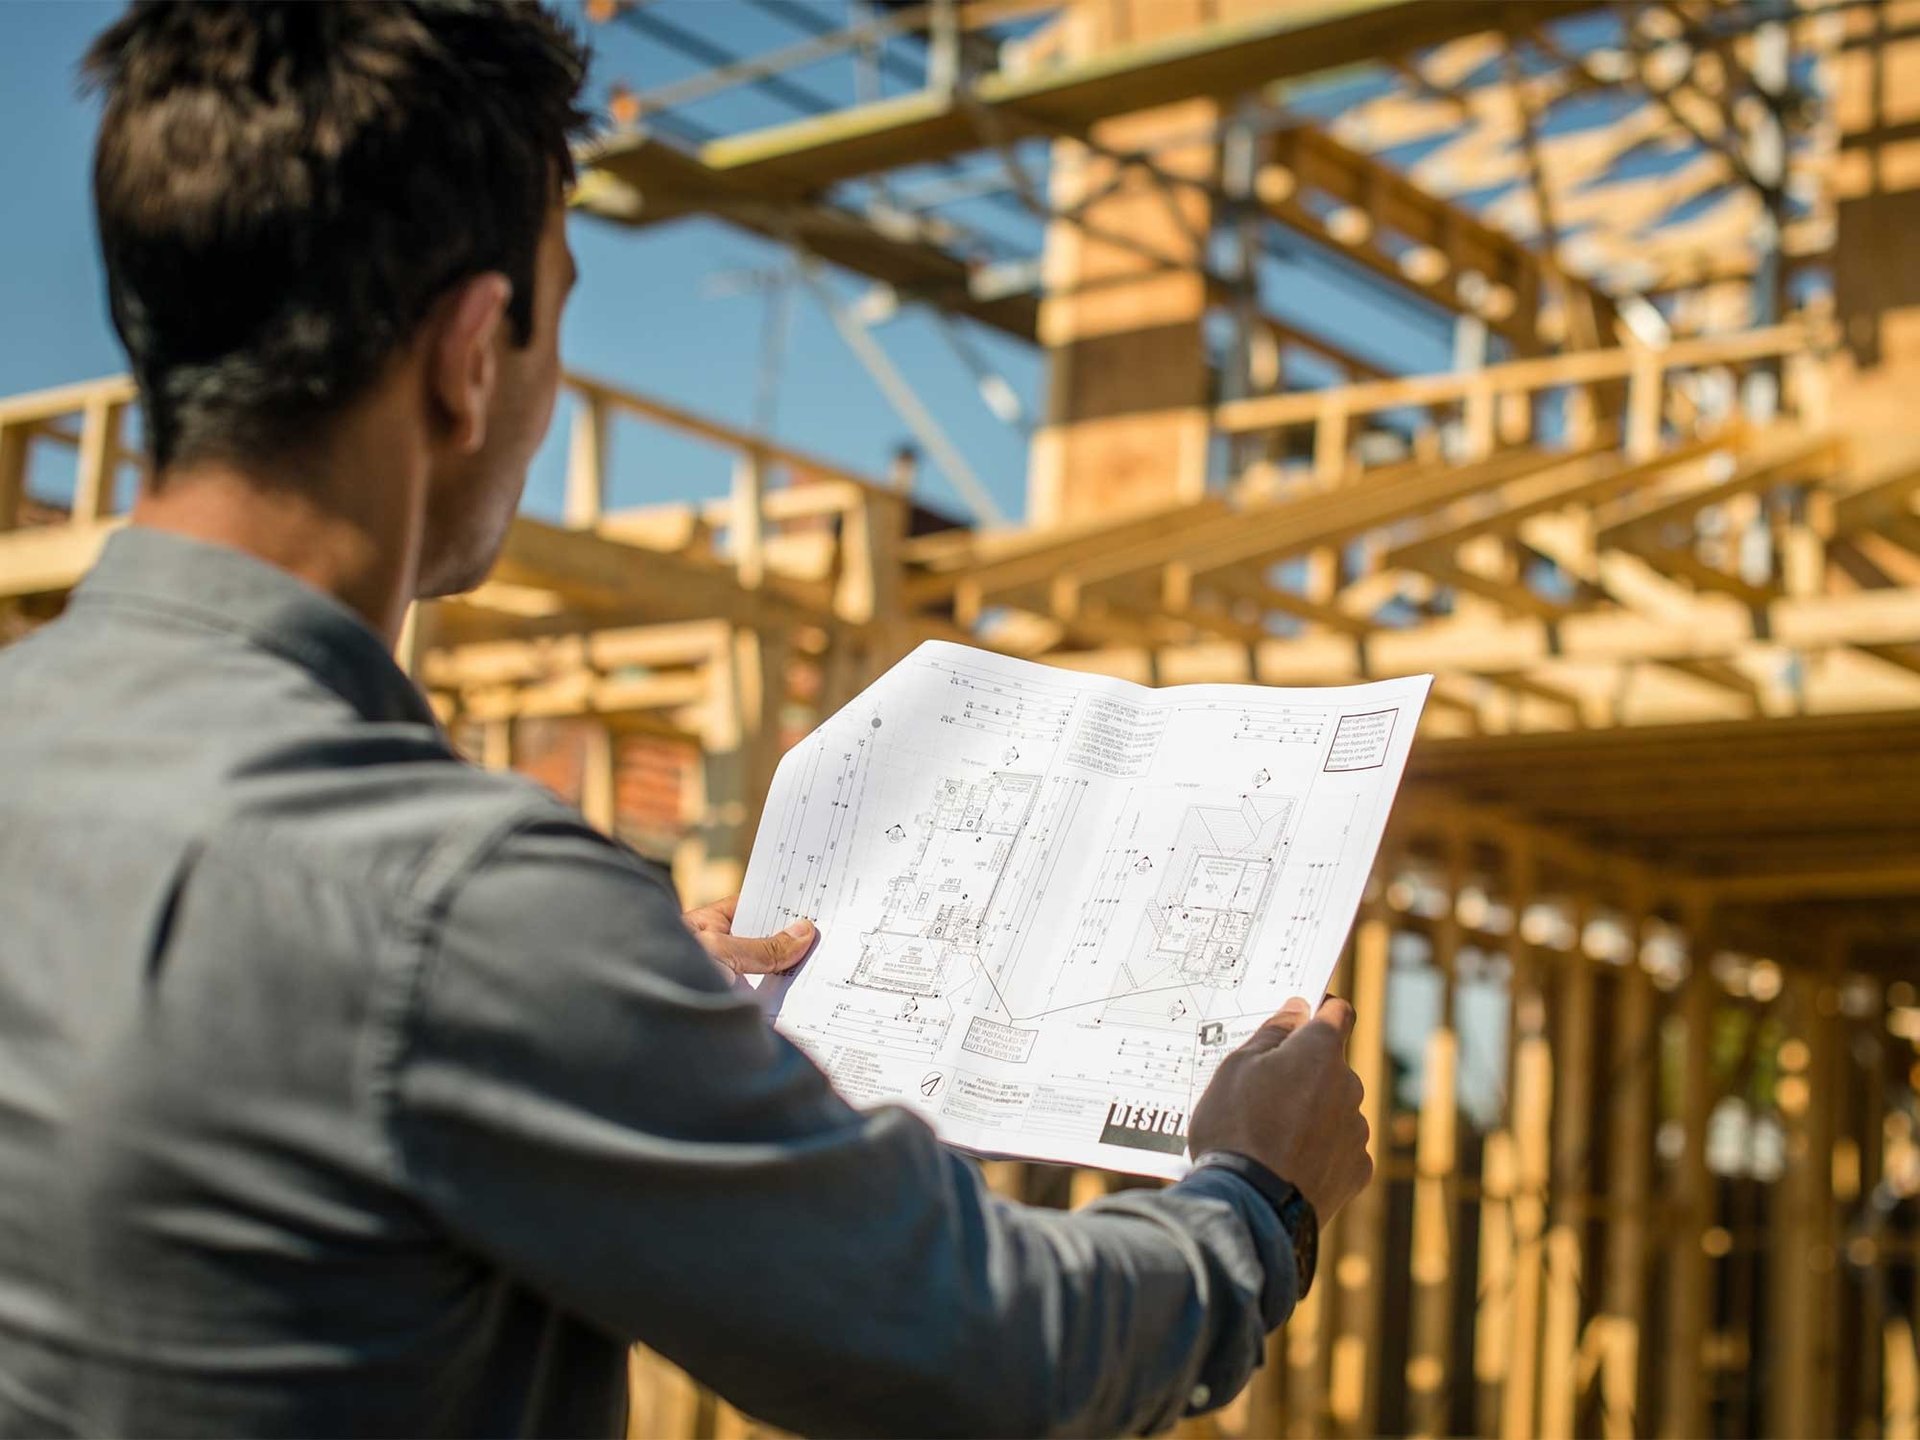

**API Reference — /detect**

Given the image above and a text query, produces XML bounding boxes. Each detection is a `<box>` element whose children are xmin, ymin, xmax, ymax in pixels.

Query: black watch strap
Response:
<box><xmin>1191</xmin><ymin>1150</ymin><xmax>1319</xmax><ymax>1301</ymax></box>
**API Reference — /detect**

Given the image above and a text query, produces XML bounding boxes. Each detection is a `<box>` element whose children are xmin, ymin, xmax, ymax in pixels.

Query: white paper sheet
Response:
<box><xmin>735</xmin><ymin>641</ymin><xmax>1431</xmax><ymax>1180</ymax></box>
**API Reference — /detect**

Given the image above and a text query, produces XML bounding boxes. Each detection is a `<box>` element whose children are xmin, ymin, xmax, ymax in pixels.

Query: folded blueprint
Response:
<box><xmin>735</xmin><ymin>641</ymin><xmax>1431</xmax><ymax>1180</ymax></box>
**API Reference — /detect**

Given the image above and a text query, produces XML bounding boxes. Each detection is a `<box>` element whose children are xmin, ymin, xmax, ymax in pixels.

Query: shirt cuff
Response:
<box><xmin>1168</xmin><ymin>1163</ymin><xmax>1301</xmax><ymax>1333</ymax></box>
<box><xmin>1190</xmin><ymin>1149</ymin><xmax>1302</xmax><ymax>1224</ymax></box>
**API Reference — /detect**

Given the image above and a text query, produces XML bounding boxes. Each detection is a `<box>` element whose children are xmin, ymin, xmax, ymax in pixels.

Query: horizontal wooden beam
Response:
<box><xmin>1216</xmin><ymin>324</ymin><xmax>1813</xmax><ymax>436</ymax></box>
<box><xmin>1703</xmin><ymin>856</ymin><xmax>1920</xmax><ymax>904</ymax></box>
<box><xmin>422</xmin><ymin>620</ymin><xmax>729</xmax><ymax>690</ymax></box>
<box><xmin>1053</xmin><ymin>586</ymin><xmax>1920</xmax><ymax>685</ymax></box>
<box><xmin>0</xmin><ymin>518</ymin><xmax>121</xmax><ymax>598</ymax></box>
<box><xmin>459</xmin><ymin>667</ymin><xmax>713</xmax><ymax>723</ymax></box>
<box><xmin>0</xmin><ymin>375</ymin><xmax>137</xmax><ymax>430</ymax></box>
<box><xmin>654</xmin><ymin>1</ymin><xmax>1574</xmax><ymax>195</ymax></box>
<box><xmin>574</xmin><ymin>136</ymin><xmax>1041</xmax><ymax>340</ymax></box>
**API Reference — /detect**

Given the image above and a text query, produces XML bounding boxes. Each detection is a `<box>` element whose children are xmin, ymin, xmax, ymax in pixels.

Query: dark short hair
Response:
<box><xmin>83</xmin><ymin>2</ymin><xmax>591</xmax><ymax>469</ymax></box>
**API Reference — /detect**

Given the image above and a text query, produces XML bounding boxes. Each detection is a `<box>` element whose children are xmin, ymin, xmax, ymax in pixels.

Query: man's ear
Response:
<box><xmin>428</xmin><ymin>272</ymin><xmax>512</xmax><ymax>454</ymax></box>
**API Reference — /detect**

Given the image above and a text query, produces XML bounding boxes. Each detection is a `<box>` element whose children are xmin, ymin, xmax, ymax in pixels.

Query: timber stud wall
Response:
<box><xmin>626</xmin><ymin>814</ymin><xmax>1914</xmax><ymax>1440</ymax></box>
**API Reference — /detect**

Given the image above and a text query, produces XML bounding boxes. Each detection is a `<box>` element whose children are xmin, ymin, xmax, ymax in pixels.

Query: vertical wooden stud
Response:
<box><xmin>1860</xmin><ymin>976</ymin><xmax>1890</xmax><ymax>1437</ymax></box>
<box><xmin>1626</xmin><ymin>346</ymin><xmax>1665</xmax><ymax>461</ymax></box>
<box><xmin>1660</xmin><ymin>895</ymin><xmax>1716</xmax><ymax>1440</ymax></box>
<box><xmin>1770</xmin><ymin>954</ymin><xmax>1823</xmax><ymax>1439</ymax></box>
<box><xmin>565</xmin><ymin>390</ymin><xmax>609</xmax><ymax>528</ymax></box>
<box><xmin>1462</xmin><ymin>375</ymin><xmax>1497</xmax><ymax>462</ymax></box>
<box><xmin>1890</xmin><ymin>1318</ymin><xmax>1920</xmax><ymax>1440</ymax></box>
<box><xmin>1286</xmin><ymin>1265</ymin><xmax>1327</xmax><ymax>1439</ymax></box>
<box><xmin>1564</xmin><ymin>386</ymin><xmax>1599</xmax><ymax>450</ymax></box>
<box><xmin>1540</xmin><ymin>897</ymin><xmax>1596</xmax><ymax>1440</ymax></box>
<box><xmin>1475</xmin><ymin>1129</ymin><xmax>1518</xmax><ymax>1431</ymax></box>
<box><xmin>686</xmin><ymin>623</ymin><xmax>789</xmax><ymax>903</ymax></box>
<box><xmin>1601</xmin><ymin>894</ymin><xmax>1655</xmax><ymax>1440</ymax></box>
<box><xmin>1407</xmin><ymin>827</ymin><xmax>1464</xmax><ymax>1437</ymax></box>
<box><xmin>0</xmin><ymin>422</ymin><xmax>28</xmax><ymax>532</ymax></box>
<box><xmin>395</xmin><ymin>600</ymin><xmax>435</xmax><ymax>680</ymax></box>
<box><xmin>1503</xmin><ymin>849</ymin><xmax>1551</xmax><ymax>1440</ymax></box>
<box><xmin>1794</xmin><ymin>933</ymin><xmax>1843</xmax><ymax>1434</ymax></box>
<box><xmin>732</xmin><ymin>452</ymin><xmax>767</xmax><ymax>590</ymax></box>
<box><xmin>1313</xmin><ymin>395</ymin><xmax>1351</xmax><ymax>487</ymax></box>
<box><xmin>71</xmin><ymin>397</ymin><xmax>122</xmax><ymax>523</ymax></box>
<box><xmin>1329</xmin><ymin>900</ymin><xmax>1392</xmax><ymax>1437</ymax></box>
<box><xmin>481</xmin><ymin>718</ymin><xmax>514</xmax><ymax>773</ymax></box>
<box><xmin>580</xmin><ymin>720</ymin><xmax>617</xmax><ymax>836</ymax></box>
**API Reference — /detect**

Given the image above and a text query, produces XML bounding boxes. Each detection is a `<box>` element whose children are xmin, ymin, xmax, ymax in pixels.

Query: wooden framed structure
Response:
<box><xmin>5</xmin><ymin>0</ymin><xmax>1919</xmax><ymax>1434</ymax></box>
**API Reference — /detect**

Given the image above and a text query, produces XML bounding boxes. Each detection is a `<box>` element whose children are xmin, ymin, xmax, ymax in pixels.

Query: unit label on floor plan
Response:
<box><xmin>735</xmin><ymin>640</ymin><xmax>1431</xmax><ymax>1179</ymax></box>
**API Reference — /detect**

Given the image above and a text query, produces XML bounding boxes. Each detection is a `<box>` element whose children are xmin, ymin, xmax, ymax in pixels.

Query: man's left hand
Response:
<box><xmin>683</xmin><ymin>894</ymin><xmax>817</xmax><ymax>979</ymax></box>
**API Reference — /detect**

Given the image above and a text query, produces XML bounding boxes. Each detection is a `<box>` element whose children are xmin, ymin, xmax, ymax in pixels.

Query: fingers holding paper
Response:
<box><xmin>684</xmin><ymin>894</ymin><xmax>818</xmax><ymax>978</ymax></box>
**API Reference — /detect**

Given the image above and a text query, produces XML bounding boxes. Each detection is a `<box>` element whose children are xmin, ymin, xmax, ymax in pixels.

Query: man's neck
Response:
<box><xmin>130</xmin><ymin>439</ymin><xmax>427</xmax><ymax>649</ymax></box>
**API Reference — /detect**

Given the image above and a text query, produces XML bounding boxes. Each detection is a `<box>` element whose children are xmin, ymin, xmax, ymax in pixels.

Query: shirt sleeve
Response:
<box><xmin>384</xmin><ymin>813</ymin><xmax>1297</xmax><ymax>1439</ymax></box>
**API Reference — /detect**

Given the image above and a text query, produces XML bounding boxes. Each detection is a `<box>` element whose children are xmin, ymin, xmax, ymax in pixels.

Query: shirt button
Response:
<box><xmin>1189</xmin><ymin>1384</ymin><xmax>1211</xmax><ymax>1409</ymax></box>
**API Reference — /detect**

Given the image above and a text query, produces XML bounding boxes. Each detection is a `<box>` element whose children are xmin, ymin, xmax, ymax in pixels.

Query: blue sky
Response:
<box><xmin>0</xmin><ymin>0</ymin><xmax>1451</xmax><ymax>524</ymax></box>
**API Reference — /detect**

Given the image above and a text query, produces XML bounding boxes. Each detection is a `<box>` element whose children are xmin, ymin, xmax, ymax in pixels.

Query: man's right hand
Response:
<box><xmin>1188</xmin><ymin>997</ymin><xmax>1372</xmax><ymax>1222</ymax></box>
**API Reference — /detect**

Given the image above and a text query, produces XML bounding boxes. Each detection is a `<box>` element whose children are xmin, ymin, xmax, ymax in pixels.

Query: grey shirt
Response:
<box><xmin>0</xmin><ymin>528</ymin><xmax>1296</xmax><ymax>1438</ymax></box>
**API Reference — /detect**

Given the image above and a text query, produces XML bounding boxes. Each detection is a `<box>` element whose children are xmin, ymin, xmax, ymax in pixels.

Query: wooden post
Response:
<box><xmin>731</xmin><ymin>452</ymin><xmax>767</xmax><ymax>590</ymax></box>
<box><xmin>835</xmin><ymin>489</ymin><xmax>905</xmax><ymax>632</ymax></box>
<box><xmin>1626</xmin><ymin>346</ymin><xmax>1665</xmax><ymax>461</ymax></box>
<box><xmin>1769</xmin><ymin>956</ymin><xmax>1817</xmax><ymax>1438</ymax></box>
<box><xmin>1860</xmin><ymin>975</ymin><xmax>1890</xmax><ymax>1438</ymax></box>
<box><xmin>1328</xmin><ymin>900</ymin><xmax>1392</xmax><ymax>1438</ymax></box>
<box><xmin>1287</xmin><ymin>937</ymin><xmax>1358</xmax><ymax>1437</ymax></box>
<box><xmin>1600</xmin><ymin>892</ymin><xmax>1655</xmax><ymax>1440</ymax></box>
<box><xmin>394</xmin><ymin>600</ymin><xmax>435</xmax><ymax>680</ymax></box>
<box><xmin>565</xmin><ymin>390</ymin><xmax>608</xmax><ymax>528</ymax></box>
<box><xmin>1408</xmin><ymin>1027</ymin><xmax>1458</xmax><ymax>1436</ymax></box>
<box><xmin>846</xmin><ymin>488</ymin><xmax>912</xmax><ymax>690</ymax></box>
<box><xmin>481</xmin><ymin>719</ymin><xmax>514</xmax><ymax>773</ymax></box>
<box><xmin>1505</xmin><ymin>1033</ymin><xmax>1556</xmax><ymax>1440</ymax></box>
<box><xmin>0</xmin><ymin>422</ymin><xmax>27</xmax><ymax>532</ymax></box>
<box><xmin>72</xmin><ymin>396</ymin><xmax>122</xmax><ymax>523</ymax></box>
<box><xmin>1891</xmin><ymin>1318</ymin><xmax>1920</xmax><ymax>1440</ymax></box>
<box><xmin>1024</xmin><ymin>1</ymin><xmax>1215</xmax><ymax>525</ymax></box>
<box><xmin>1811</xmin><ymin>950</ymin><xmax>1844</xmax><ymax>1435</ymax></box>
<box><xmin>580</xmin><ymin>720</ymin><xmax>617</xmax><ymax>835</ymax></box>
<box><xmin>1769</xmin><ymin>932</ymin><xmax>1844</xmax><ymax>1438</ymax></box>
<box><xmin>685</xmin><ymin>623</ymin><xmax>789</xmax><ymax>903</ymax></box>
<box><xmin>1475</xmin><ymin>1129</ymin><xmax>1518</xmax><ymax>1432</ymax></box>
<box><xmin>1314</xmin><ymin>394</ymin><xmax>1351</xmax><ymax>487</ymax></box>
<box><xmin>1496</xmin><ymin>386</ymin><xmax>1532</xmax><ymax>448</ymax></box>
<box><xmin>1477</xmin><ymin>839</ymin><xmax>1531</xmax><ymax>1437</ymax></box>
<box><xmin>1502</xmin><ymin>850</ymin><xmax>1552</xmax><ymax>1440</ymax></box>
<box><xmin>1540</xmin><ymin>896</ymin><xmax>1596</xmax><ymax>1440</ymax></box>
<box><xmin>1407</xmin><ymin>827</ymin><xmax>1464</xmax><ymax>1437</ymax></box>
<box><xmin>1461</xmin><ymin>374</ymin><xmax>1496</xmax><ymax>462</ymax></box>
<box><xmin>1286</xmin><ymin>1253</ymin><xmax>1327</xmax><ymax>1439</ymax></box>
<box><xmin>1660</xmin><ymin>894</ymin><xmax>1716</xmax><ymax>1440</ymax></box>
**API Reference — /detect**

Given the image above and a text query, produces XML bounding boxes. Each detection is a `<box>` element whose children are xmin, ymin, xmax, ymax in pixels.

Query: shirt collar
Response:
<box><xmin>70</xmin><ymin>526</ymin><xmax>440</xmax><ymax>728</ymax></box>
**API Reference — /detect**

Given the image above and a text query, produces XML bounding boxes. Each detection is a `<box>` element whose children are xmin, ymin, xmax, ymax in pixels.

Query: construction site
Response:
<box><xmin>2</xmin><ymin>0</ymin><xmax>1918</xmax><ymax>1435</ymax></box>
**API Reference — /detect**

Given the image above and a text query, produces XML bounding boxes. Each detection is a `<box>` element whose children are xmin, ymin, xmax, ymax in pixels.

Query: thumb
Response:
<box><xmin>1309</xmin><ymin>995</ymin><xmax>1357</xmax><ymax>1045</ymax></box>
<box><xmin>719</xmin><ymin>918</ymin><xmax>818</xmax><ymax>976</ymax></box>
<box><xmin>1235</xmin><ymin>996</ymin><xmax>1312</xmax><ymax>1057</ymax></box>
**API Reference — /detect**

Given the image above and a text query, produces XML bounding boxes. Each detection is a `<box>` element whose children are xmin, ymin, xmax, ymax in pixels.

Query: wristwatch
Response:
<box><xmin>1191</xmin><ymin>1150</ymin><xmax>1319</xmax><ymax>1300</ymax></box>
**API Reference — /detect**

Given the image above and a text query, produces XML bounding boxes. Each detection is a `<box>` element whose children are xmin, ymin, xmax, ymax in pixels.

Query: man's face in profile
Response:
<box><xmin>417</xmin><ymin>199</ymin><xmax>578</xmax><ymax>599</ymax></box>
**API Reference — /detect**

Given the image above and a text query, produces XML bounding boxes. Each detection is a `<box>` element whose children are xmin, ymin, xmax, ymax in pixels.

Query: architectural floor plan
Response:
<box><xmin>737</xmin><ymin>641</ymin><xmax>1430</xmax><ymax>1178</ymax></box>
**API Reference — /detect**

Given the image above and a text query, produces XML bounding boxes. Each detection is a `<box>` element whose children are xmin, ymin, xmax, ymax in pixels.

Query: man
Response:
<box><xmin>0</xmin><ymin>4</ymin><xmax>1372</xmax><ymax>1436</ymax></box>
